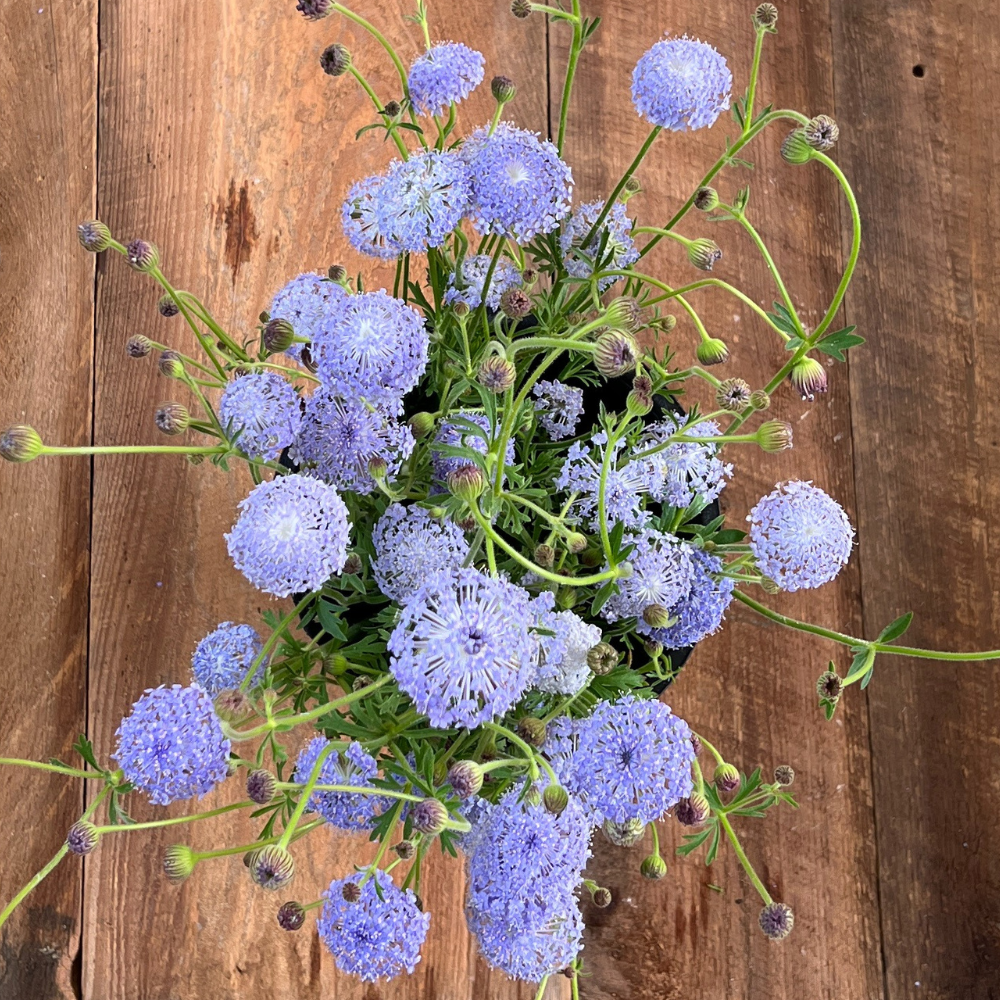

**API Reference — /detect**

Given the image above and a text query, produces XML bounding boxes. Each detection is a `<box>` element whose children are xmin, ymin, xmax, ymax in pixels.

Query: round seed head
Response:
<box><xmin>817</xmin><ymin>670</ymin><xmax>843</xmax><ymax>701</ymax></box>
<box><xmin>511</xmin><ymin>0</ymin><xmax>532</xmax><ymax>16</ymax></box>
<box><xmin>341</xmin><ymin>880</ymin><xmax>362</xmax><ymax>902</ymax></box>
<box><xmin>395</xmin><ymin>840</ymin><xmax>416</xmax><ymax>860</ymax></box>
<box><xmin>753</xmin><ymin>3</ymin><xmax>779</xmax><ymax>30</ymax></box>
<box><xmin>277</xmin><ymin>900</ymin><xmax>306</xmax><ymax>931</ymax></box>
<box><xmin>295</xmin><ymin>0</ymin><xmax>333</xmax><ymax>18</ymax></box>
<box><xmin>500</xmin><ymin>287</ymin><xmax>532</xmax><ymax>319</ymax></box>
<box><xmin>126</xmin><ymin>334</ymin><xmax>153</xmax><ymax>358</ymax></box>
<box><xmin>774</xmin><ymin>764</ymin><xmax>795</xmax><ymax>787</ymax></box>
<box><xmin>592</xmin><ymin>887</ymin><xmax>612</xmax><ymax>908</ymax></box>
<box><xmin>759</xmin><ymin>901</ymin><xmax>795</xmax><ymax>941</ymax></box>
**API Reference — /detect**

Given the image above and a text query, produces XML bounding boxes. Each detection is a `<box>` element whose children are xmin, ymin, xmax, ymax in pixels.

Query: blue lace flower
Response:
<box><xmin>387</xmin><ymin>568</ymin><xmax>538</xmax><ymax>728</ymax></box>
<box><xmin>219</xmin><ymin>371</ymin><xmax>301</xmax><ymax>461</ymax></box>
<box><xmin>748</xmin><ymin>480</ymin><xmax>854</xmax><ymax>591</ymax></box>
<box><xmin>191</xmin><ymin>622</ymin><xmax>263</xmax><ymax>695</ymax></box>
<box><xmin>444</xmin><ymin>253</ymin><xmax>523</xmax><ymax>311</ymax></box>
<box><xmin>311</xmin><ymin>289</ymin><xmax>429</xmax><ymax>410</ymax></box>
<box><xmin>113</xmin><ymin>684</ymin><xmax>230</xmax><ymax>806</ymax></box>
<box><xmin>269</xmin><ymin>272</ymin><xmax>347</xmax><ymax>362</ymax></box>
<box><xmin>462</xmin><ymin>123</ymin><xmax>573</xmax><ymax>243</ymax></box>
<box><xmin>559</xmin><ymin>200</ymin><xmax>639</xmax><ymax>291</ymax></box>
<box><xmin>408</xmin><ymin>42</ymin><xmax>485</xmax><ymax>116</ymax></box>
<box><xmin>290</xmin><ymin>389</ymin><xmax>413</xmax><ymax>495</ymax></box>
<box><xmin>226</xmin><ymin>474</ymin><xmax>350</xmax><ymax>597</ymax></box>
<box><xmin>375</xmin><ymin>151</ymin><xmax>471</xmax><ymax>253</ymax></box>
<box><xmin>532</xmin><ymin>380</ymin><xmax>585</xmax><ymax>441</ymax></box>
<box><xmin>647</xmin><ymin>548</ymin><xmax>734</xmax><ymax>648</ymax></box>
<box><xmin>431</xmin><ymin>410</ymin><xmax>514</xmax><ymax>483</ymax></box>
<box><xmin>371</xmin><ymin>503</ymin><xmax>470</xmax><ymax>604</ymax></box>
<box><xmin>318</xmin><ymin>869</ymin><xmax>430</xmax><ymax>982</ymax></box>
<box><xmin>293</xmin><ymin>737</ymin><xmax>384</xmax><ymax>830</ymax></box>
<box><xmin>632</xmin><ymin>36</ymin><xmax>732</xmax><ymax>131</ymax></box>
<box><xmin>342</xmin><ymin>175</ymin><xmax>402</xmax><ymax>260</ymax></box>
<box><xmin>637</xmin><ymin>412</ymin><xmax>732</xmax><ymax>508</ymax></box>
<box><xmin>534</xmin><ymin>609</ymin><xmax>602</xmax><ymax>696</ymax></box>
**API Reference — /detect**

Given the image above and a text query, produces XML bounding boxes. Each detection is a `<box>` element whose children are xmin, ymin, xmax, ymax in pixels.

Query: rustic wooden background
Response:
<box><xmin>1</xmin><ymin>0</ymin><xmax>998</xmax><ymax>997</ymax></box>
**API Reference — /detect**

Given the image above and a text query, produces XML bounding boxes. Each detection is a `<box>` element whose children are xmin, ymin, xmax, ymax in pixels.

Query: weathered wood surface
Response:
<box><xmin>1</xmin><ymin>0</ymin><xmax>998</xmax><ymax>998</ymax></box>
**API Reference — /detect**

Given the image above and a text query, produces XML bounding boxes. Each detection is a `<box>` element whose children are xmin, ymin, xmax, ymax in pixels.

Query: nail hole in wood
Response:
<box><xmin>913</xmin><ymin>65</ymin><xmax>925</xmax><ymax>78</ymax></box>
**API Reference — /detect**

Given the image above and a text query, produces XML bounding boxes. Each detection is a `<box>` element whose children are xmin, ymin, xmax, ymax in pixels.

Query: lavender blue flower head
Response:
<box><xmin>462</xmin><ymin>123</ymin><xmax>573</xmax><ymax>243</ymax></box>
<box><xmin>371</xmin><ymin>503</ymin><xmax>470</xmax><ymax>604</ymax></box>
<box><xmin>408</xmin><ymin>42</ymin><xmax>485</xmax><ymax>116</ymax></box>
<box><xmin>290</xmin><ymin>389</ymin><xmax>413</xmax><ymax>495</ymax></box>
<box><xmin>113</xmin><ymin>684</ymin><xmax>230</xmax><ymax>806</ymax></box>
<box><xmin>375</xmin><ymin>151</ymin><xmax>471</xmax><ymax>253</ymax></box>
<box><xmin>311</xmin><ymin>289</ymin><xmax>429</xmax><ymax>410</ymax></box>
<box><xmin>534</xmin><ymin>609</ymin><xmax>602</xmax><ymax>696</ymax></box>
<box><xmin>444</xmin><ymin>253</ymin><xmax>523</xmax><ymax>311</ymax></box>
<box><xmin>431</xmin><ymin>410</ymin><xmax>514</xmax><ymax>483</ymax></box>
<box><xmin>748</xmin><ymin>480</ymin><xmax>854</xmax><ymax>591</ymax></box>
<box><xmin>269</xmin><ymin>272</ymin><xmax>347</xmax><ymax>362</ymax></box>
<box><xmin>559</xmin><ymin>200</ymin><xmax>639</xmax><ymax>291</ymax></box>
<box><xmin>293</xmin><ymin>737</ymin><xmax>384</xmax><ymax>830</ymax></box>
<box><xmin>191</xmin><ymin>622</ymin><xmax>263</xmax><ymax>696</ymax></box>
<box><xmin>219</xmin><ymin>371</ymin><xmax>301</xmax><ymax>461</ymax></box>
<box><xmin>226</xmin><ymin>473</ymin><xmax>350</xmax><ymax>597</ymax></box>
<box><xmin>638</xmin><ymin>412</ymin><xmax>733</xmax><ymax>508</ymax></box>
<box><xmin>532</xmin><ymin>380</ymin><xmax>584</xmax><ymax>441</ymax></box>
<box><xmin>318</xmin><ymin>869</ymin><xmax>430</xmax><ymax>982</ymax></box>
<box><xmin>646</xmin><ymin>547</ymin><xmax>734</xmax><ymax>648</ymax></box>
<box><xmin>342</xmin><ymin>175</ymin><xmax>402</xmax><ymax>260</ymax></box>
<box><xmin>387</xmin><ymin>567</ymin><xmax>538</xmax><ymax>728</ymax></box>
<box><xmin>632</xmin><ymin>36</ymin><xmax>733</xmax><ymax>131</ymax></box>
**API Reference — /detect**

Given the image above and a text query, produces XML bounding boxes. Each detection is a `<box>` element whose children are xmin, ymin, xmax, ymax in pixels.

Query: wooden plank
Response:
<box><xmin>84</xmin><ymin>2</ymin><xmax>548</xmax><ymax>998</ymax></box>
<box><xmin>549</xmin><ymin>4</ymin><xmax>884</xmax><ymax>997</ymax></box>
<box><xmin>832</xmin><ymin>4</ymin><xmax>1000</xmax><ymax>997</ymax></box>
<box><xmin>0</xmin><ymin>2</ymin><xmax>97</xmax><ymax>997</ymax></box>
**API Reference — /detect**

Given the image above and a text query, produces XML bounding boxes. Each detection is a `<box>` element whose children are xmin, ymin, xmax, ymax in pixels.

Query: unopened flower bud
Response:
<box><xmin>251</xmin><ymin>845</ymin><xmax>295</xmax><ymax>890</ymax></box>
<box><xmin>511</xmin><ymin>0</ymin><xmax>532</xmax><ymax>17</ymax></box>
<box><xmin>521</xmin><ymin>267</ymin><xmax>537</xmax><ymax>285</ymax></box>
<box><xmin>623</xmin><ymin>176</ymin><xmax>642</xmax><ymax>197</ymax></box>
<box><xmin>411</xmin><ymin>798</ymin><xmax>449</xmax><ymax>836</ymax></box>
<box><xmin>587</xmin><ymin>641</ymin><xmax>618</xmax><ymax>675</ymax></box>
<box><xmin>686</xmin><ymin>238</ymin><xmax>722</xmax><ymax>271</ymax></box>
<box><xmin>126</xmin><ymin>334</ymin><xmax>152</xmax><ymax>358</ymax></box>
<box><xmin>456</xmin><ymin>515</ymin><xmax>477</xmax><ymax>532</ymax></box>
<box><xmin>383</xmin><ymin>100</ymin><xmax>402</xmax><ymax>118</ymax></box>
<box><xmin>565</xmin><ymin>532</ymin><xmax>587</xmax><ymax>554</ymax></box>
<box><xmin>524</xmin><ymin>783</ymin><xmax>542</xmax><ymax>807</ymax></box>
<box><xmin>674</xmin><ymin>793</ymin><xmax>711</xmax><ymax>827</ymax></box>
<box><xmin>296</xmin><ymin>0</ymin><xmax>333</xmax><ymax>18</ymax></box>
<box><xmin>592</xmin><ymin>886</ymin><xmax>612</xmax><ymax>908</ymax></box>
<box><xmin>491</xmin><ymin>75</ymin><xmax>517</xmax><ymax>103</ymax></box>
<box><xmin>158</xmin><ymin>294</ymin><xmax>180</xmax><ymax>318</ymax></box>
<box><xmin>539</xmin><ymin>783</ymin><xmax>568</xmax><ymax>819</ymax></box>
<box><xmin>749</xmin><ymin>389</ymin><xmax>771</xmax><ymax>410</ymax></box>
<box><xmin>500</xmin><ymin>287</ymin><xmax>532</xmax><ymax>319</ymax></box>
<box><xmin>263</xmin><ymin>318</ymin><xmax>295</xmax><ymax>354</ymax></box>
<box><xmin>642</xmin><ymin>604</ymin><xmax>674</xmax><ymax>629</ymax></box>
<box><xmin>447</xmin><ymin>463</ymin><xmax>485</xmax><ymax>502</ymax></box>
<box><xmin>78</xmin><ymin>220</ymin><xmax>113</xmax><ymax>252</ymax></box>
<box><xmin>367</xmin><ymin>455</ymin><xmax>389</xmax><ymax>480</ymax></box>
<box><xmin>643</xmin><ymin>638</ymin><xmax>663</xmax><ymax>658</ymax></box>
<box><xmin>155</xmin><ymin>402</ymin><xmax>190</xmax><ymax>436</ymax></box>
<box><xmin>533</xmin><ymin>543</ymin><xmax>555</xmax><ymax>568</ymax></box>
<box><xmin>517</xmin><ymin>716</ymin><xmax>547</xmax><ymax>747</ymax></box>
<box><xmin>693</xmin><ymin>186</ymin><xmax>720</xmax><ymax>212</ymax></box>
<box><xmin>447</xmin><ymin>760</ymin><xmax>484</xmax><ymax>799</ymax></box>
<box><xmin>163</xmin><ymin>844</ymin><xmax>197</xmax><ymax>884</ymax></box>
<box><xmin>66</xmin><ymin>820</ymin><xmax>100</xmax><ymax>856</ymax></box>
<box><xmin>556</xmin><ymin>587</ymin><xmax>578</xmax><ymax>610</ymax></box>
<box><xmin>760</xmin><ymin>576</ymin><xmax>781</xmax><ymax>594</ymax></box>
<box><xmin>603</xmin><ymin>297</ymin><xmax>642</xmax><ymax>332</ymax></box>
<box><xmin>246</xmin><ymin>769</ymin><xmax>277</xmax><ymax>805</ymax></box>
<box><xmin>342</xmin><ymin>553</ymin><xmax>362</xmax><ymax>576</ymax></box>
<box><xmin>594</xmin><ymin>330</ymin><xmax>639</xmax><ymax>378</ymax></box>
<box><xmin>774</xmin><ymin>764</ymin><xmax>795</xmax><ymax>787</ymax></box>
<box><xmin>328</xmin><ymin>264</ymin><xmax>347</xmax><ymax>282</ymax></box>
<box><xmin>804</xmin><ymin>114</ymin><xmax>839</xmax><ymax>151</ymax></box>
<box><xmin>158</xmin><ymin>350</ymin><xmax>183</xmax><ymax>379</ymax></box>
<box><xmin>757</xmin><ymin>420</ymin><xmax>794</xmax><ymax>453</ymax></box>
<box><xmin>478</xmin><ymin>354</ymin><xmax>516</xmax><ymax>394</ymax></box>
<box><xmin>352</xmin><ymin>674</ymin><xmax>373</xmax><ymax>692</ymax></box>
<box><xmin>789</xmin><ymin>356</ymin><xmax>828</xmax><ymax>399</ymax></box>
<box><xmin>716</xmin><ymin>377</ymin><xmax>752</xmax><ymax>413</ymax></box>
<box><xmin>394</xmin><ymin>840</ymin><xmax>416</xmax><ymax>860</ymax></box>
<box><xmin>341</xmin><ymin>880</ymin><xmax>361</xmax><ymax>902</ymax></box>
<box><xmin>126</xmin><ymin>238</ymin><xmax>159</xmax><ymax>273</ymax></box>
<box><xmin>817</xmin><ymin>670</ymin><xmax>843</xmax><ymax>701</ymax></box>
<box><xmin>759</xmin><ymin>901</ymin><xmax>795</xmax><ymax>941</ymax></box>
<box><xmin>277</xmin><ymin>900</ymin><xmax>306</xmax><ymax>931</ymax></box>
<box><xmin>602</xmin><ymin>818</ymin><xmax>645</xmax><ymax>847</ymax></box>
<box><xmin>320</xmin><ymin>42</ymin><xmax>351</xmax><ymax>76</ymax></box>
<box><xmin>640</xmin><ymin>854</ymin><xmax>667</xmax><ymax>880</ymax></box>
<box><xmin>714</xmin><ymin>763</ymin><xmax>741</xmax><ymax>793</ymax></box>
<box><xmin>409</xmin><ymin>411</ymin><xmax>436</xmax><ymax>439</ymax></box>
<box><xmin>214</xmin><ymin>688</ymin><xmax>252</xmax><ymax>721</ymax></box>
<box><xmin>627</xmin><ymin>373</ymin><xmax>653</xmax><ymax>416</ymax></box>
<box><xmin>0</xmin><ymin>425</ymin><xmax>43</xmax><ymax>463</ymax></box>
<box><xmin>753</xmin><ymin>2</ymin><xmax>779</xmax><ymax>30</ymax></box>
<box><xmin>781</xmin><ymin>129</ymin><xmax>814</xmax><ymax>165</ymax></box>
<box><xmin>696</xmin><ymin>337</ymin><xmax>730</xmax><ymax>366</ymax></box>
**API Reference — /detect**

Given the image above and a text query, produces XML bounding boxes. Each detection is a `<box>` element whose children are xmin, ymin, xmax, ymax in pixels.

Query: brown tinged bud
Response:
<box><xmin>753</xmin><ymin>2</ymin><xmax>779</xmax><ymax>31</ymax></box>
<box><xmin>0</xmin><ymin>425</ymin><xmax>44</xmax><ymax>463</ymax></box>
<box><xmin>594</xmin><ymin>330</ymin><xmax>639</xmax><ymax>378</ymax></box>
<box><xmin>656</xmin><ymin>313</ymin><xmax>678</xmax><ymax>333</ymax></box>
<box><xmin>214</xmin><ymin>688</ymin><xmax>252</xmax><ymax>722</ymax></box>
<box><xmin>367</xmin><ymin>455</ymin><xmax>389</xmax><ymax>481</ymax></box>
<box><xmin>447</xmin><ymin>760</ymin><xmax>484</xmax><ymax>799</ymax></box>
<box><xmin>342</xmin><ymin>552</ymin><xmax>363</xmax><ymax>576</ymax></box>
<box><xmin>602</xmin><ymin>818</ymin><xmax>646</xmax><ymax>847</ymax></box>
<box><xmin>756</xmin><ymin>420</ymin><xmax>794</xmax><ymax>453</ymax></box>
<box><xmin>456</xmin><ymin>515</ymin><xmax>477</xmax><ymax>532</ymax></box>
<box><xmin>714</xmin><ymin>763</ymin><xmax>741</xmax><ymax>793</ymax></box>
<box><xmin>642</xmin><ymin>604</ymin><xmax>674</xmax><ymax>629</ymax></box>
<box><xmin>328</xmin><ymin>264</ymin><xmax>347</xmax><ymax>282</ymax></box>
<box><xmin>517</xmin><ymin>716</ymin><xmax>547</xmax><ymax>747</ymax></box>
<box><xmin>643</xmin><ymin>638</ymin><xmax>663</xmax><ymax>658</ymax></box>
<box><xmin>749</xmin><ymin>389</ymin><xmax>771</xmax><ymax>411</ymax></box>
<box><xmin>263</xmin><ymin>318</ymin><xmax>296</xmax><ymax>354</ymax></box>
<box><xmin>592</xmin><ymin>887</ymin><xmax>612</xmax><ymax>908</ymax></box>
<box><xmin>155</xmin><ymin>402</ymin><xmax>190</xmax><ymax>436</ymax></box>
<box><xmin>409</xmin><ymin>411</ymin><xmax>436</xmax><ymax>439</ymax></box>
<box><xmin>158</xmin><ymin>350</ymin><xmax>184</xmax><ymax>379</ymax></box>
<box><xmin>759</xmin><ymin>901</ymin><xmax>795</xmax><ymax>941</ymax></box>
<box><xmin>534</xmin><ymin>543</ymin><xmax>555</xmax><ymax>569</ymax></box>
<box><xmin>804</xmin><ymin>114</ymin><xmax>839</xmax><ymax>151</ymax></box>
<box><xmin>158</xmin><ymin>294</ymin><xmax>180</xmax><ymax>318</ymax></box>
<box><xmin>587</xmin><ymin>642</ymin><xmax>618</xmax><ymax>675</ymax></box>
<box><xmin>716</xmin><ymin>377</ymin><xmax>752</xmax><ymax>413</ymax></box>
<box><xmin>383</xmin><ymin>100</ymin><xmax>402</xmax><ymax>118</ymax></box>
<box><xmin>696</xmin><ymin>337</ymin><xmax>730</xmax><ymax>366</ymax></box>
<box><xmin>478</xmin><ymin>354</ymin><xmax>516</xmax><ymax>394</ymax></box>
<box><xmin>66</xmin><ymin>820</ymin><xmax>100</xmax><ymax>856</ymax></box>
<box><xmin>623</xmin><ymin>176</ymin><xmax>642</xmax><ymax>197</ymax></box>
<box><xmin>693</xmin><ymin>186</ymin><xmax>720</xmax><ymax>212</ymax></box>
<box><xmin>341</xmin><ymin>880</ymin><xmax>362</xmax><ymax>902</ymax></box>
<box><xmin>395</xmin><ymin>840</ymin><xmax>416</xmax><ymax>860</ymax></box>
<box><xmin>251</xmin><ymin>845</ymin><xmax>295</xmax><ymax>891</ymax></box>
<box><xmin>774</xmin><ymin>764</ymin><xmax>795</xmax><ymax>787</ymax></box>
<box><xmin>352</xmin><ymin>675</ymin><xmax>373</xmax><ymax>692</ymax></box>
<box><xmin>674</xmin><ymin>793</ymin><xmax>711</xmax><ymax>827</ymax></box>
<box><xmin>277</xmin><ymin>900</ymin><xmax>306</xmax><ymax>931</ymax></box>
<box><xmin>78</xmin><ymin>220</ymin><xmax>113</xmax><ymax>253</ymax></box>
<box><xmin>627</xmin><ymin>376</ymin><xmax>653</xmax><ymax>417</ymax></box>
<box><xmin>686</xmin><ymin>238</ymin><xmax>722</xmax><ymax>271</ymax></box>
<box><xmin>320</xmin><ymin>43</ymin><xmax>351</xmax><ymax>76</ymax></box>
<box><xmin>246</xmin><ymin>769</ymin><xmax>277</xmax><ymax>805</ymax></box>
<box><xmin>690</xmin><ymin>734</ymin><xmax>703</xmax><ymax>757</ymax></box>
<box><xmin>447</xmin><ymin>463</ymin><xmax>485</xmax><ymax>502</ymax></box>
<box><xmin>817</xmin><ymin>669</ymin><xmax>843</xmax><ymax>701</ymax></box>
<box><xmin>543</xmin><ymin>784</ymin><xmax>569</xmax><ymax>816</ymax></box>
<box><xmin>565</xmin><ymin>532</ymin><xmax>587</xmax><ymax>554</ymax></box>
<box><xmin>296</xmin><ymin>0</ymin><xmax>333</xmax><ymax>18</ymax></box>
<box><xmin>163</xmin><ymin>844</ymin><xmax>197</xmax><ymax>884</ymax></box>
<box><xmin>640</xmin><ymin>854</ymin><xmax>667</xmax><ymax>880</ymax></box>
<box><xmin>491</xmin><ymin>75</ymin><xmax>517</xmax><ymax>103</ymax></box>
<box><xmin>500</xmin><ymin>287</ymin><xmax>532</xmax><ymax>319</ymax></box>
<box><xmin>781</xmin><ymin>129</ymin><xmax>814</xmax><ymax>165</ymax></box>
<box><xmin>126</xmin><ymin>334</ymin><xmax>153</xmax><ymax>358</ymax></box>
<box><xmin>789</xmin><ymin>356</ymin><xmax>828</xmax><ymax>400</ymax></box>
<box><xmin>411</xmin><ymin>798</ymin><xmax>449</xmax><ymax>836</ymax></box>
<box><xmin>126</xmin><ymin>238</ymin><xmax>159</xmax><ymax>273</ymax></box>
<box><xmin>511</xmin><ymin>0</ymin><xmax>532</xmax><ymax>16</ymax></box>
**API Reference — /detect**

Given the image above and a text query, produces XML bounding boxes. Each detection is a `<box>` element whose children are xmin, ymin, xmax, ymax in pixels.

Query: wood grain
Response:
<box><xmin>833</xmin><ymin>3</ymin><xmax>1000</xmax><ymax>998</ymax></box>
<box><xmin>550</xmin><ymin>4</ymin><xmax>882</xmax><ymax>997</ymax></box>
<box><xmin>0</xmin><ymin>2</ymin><xmax>96</xmax><ymax>997</ymax></box>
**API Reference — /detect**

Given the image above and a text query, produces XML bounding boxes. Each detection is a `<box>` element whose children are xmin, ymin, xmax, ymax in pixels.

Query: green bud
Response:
<box><xmin>517</xmin><ymin>715</ymin><xmax>547</xmax><ymax>747</ymax></box>
<box><xmin>714</xmin><ymin>763</ymin><xmax>741</xmax><ymax>793</ymax></box>
<box><xmin>542</xmin><ymin>784</ymin><xmax>569</xmax><ymax>816</ymax></box>
<box><xmin>556</xmin><ymin>587</ymin><xmax>578</xmax><ymax>610</ymax></box>
<box><xmin>478</xmin><ymin>354</ymin><xmax>516</xmax><ymax>394</ymax></box>
<box><xmin>695</xmin><ymin>337</ymin><xmax>730</xmax><ymax>366</ymax></box>
<box><xmin>686</xmin><ymin>238</ymin><xmax>722</xmax><ymax>271</ymax></box>
<box><xmin>154</xmin><ymin>402</ymin><xmax>190</xmax><ymax>436</ymax></box>
<box><xmin>780</xmin><ymin>129</ymin><xmax>814</xmax><ymax>165</ymax></box>
<box><xmin>586</xmin><ymin>642</ymin><xmax>618</xmax><ymax>676</ymax></box>
<box><xmin>640</xmin><ymin>854</ymin><xmax>667</xmax><ymax>880</ymax></box>
<box><xmin>163</xmin><ymin>844</ymin><xmax>197</xmax><ymax>884</ymax></box>
<box><xmin>0</xmin><ymin>425</ymin><xmax>43</xmax><ymax>463</ymax></box>
<box><xmin>125</xmin><ymin>238</ymin><xmax>160</xmax><ymax>273</ymax></box>
<box><xmin>642</xmin><ymin>604</ymin><xmax>674</xmax><ymax>629</ymax></box>
<box><xmin>491</xmin><ymin>75</ymin><xmax>517</xmax><ymax>103</ymax></box>
<box><xmin>602</xmin><ymin>296</ymin><xmax>641</xmax><ymax>332</ymax></box>
<box><xmin>760</xmin><ymin>576</ymin><xmax>781</xmax><ymax>594</ymax></box>
<box><xmin>447</xmin><ymin>464</ymin><xmax>485</xmax><ymax>502</ymax></box>
<box><xmin>749</xmin><ymin>389</ymin><xmax>771</xmax><ymax>410</ymax></box>
<box><xmin>753</xmin><ymin>2</ymin><xmax>778</xmax><ymax>31</ymax></box>
<box><xmin>756</xmin><ymin>420</ymin><xmax>794</xmax><ymax>453</ymax></box>
<box><xmin>367</xmin><ymin>455</ymin><xmax>389</xmax><ymax>480</ymax></box>
<box><xmin>565</xmin><ymin>532</ymin><xmax>588</xmax><ymax>554</ymax></box>
<box><xmin>602</xmin><ymin>818</ymin><xmax>646</xmax><ymax>847</ymax></box>
<box><xmin>409</xmin><ymin>411</ymin><xmax>436</xmax><ymax>439</ymax></box>
<box><xmin>78</xmin><ymin>220</ymin><xmax>113</xmax><ymax>253</ymax></box>
<box><xmin>251</xmin><ymin>845</ymin><xmax>295</xmax><ymax>891</ymax></box>
<box><xmin>158</xmin><ymin>350</ymin><xmax>184</xmax><ymax>379</ymax></box>
<box><xmin>693</xmin><ymin>186</ymin><xmax>720</xmax><ymax>212</ymax></box>
<box><xmin>789</xmin><ymin>356</ymin><xmax>828</xmax><ymax>399</ymax></box>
